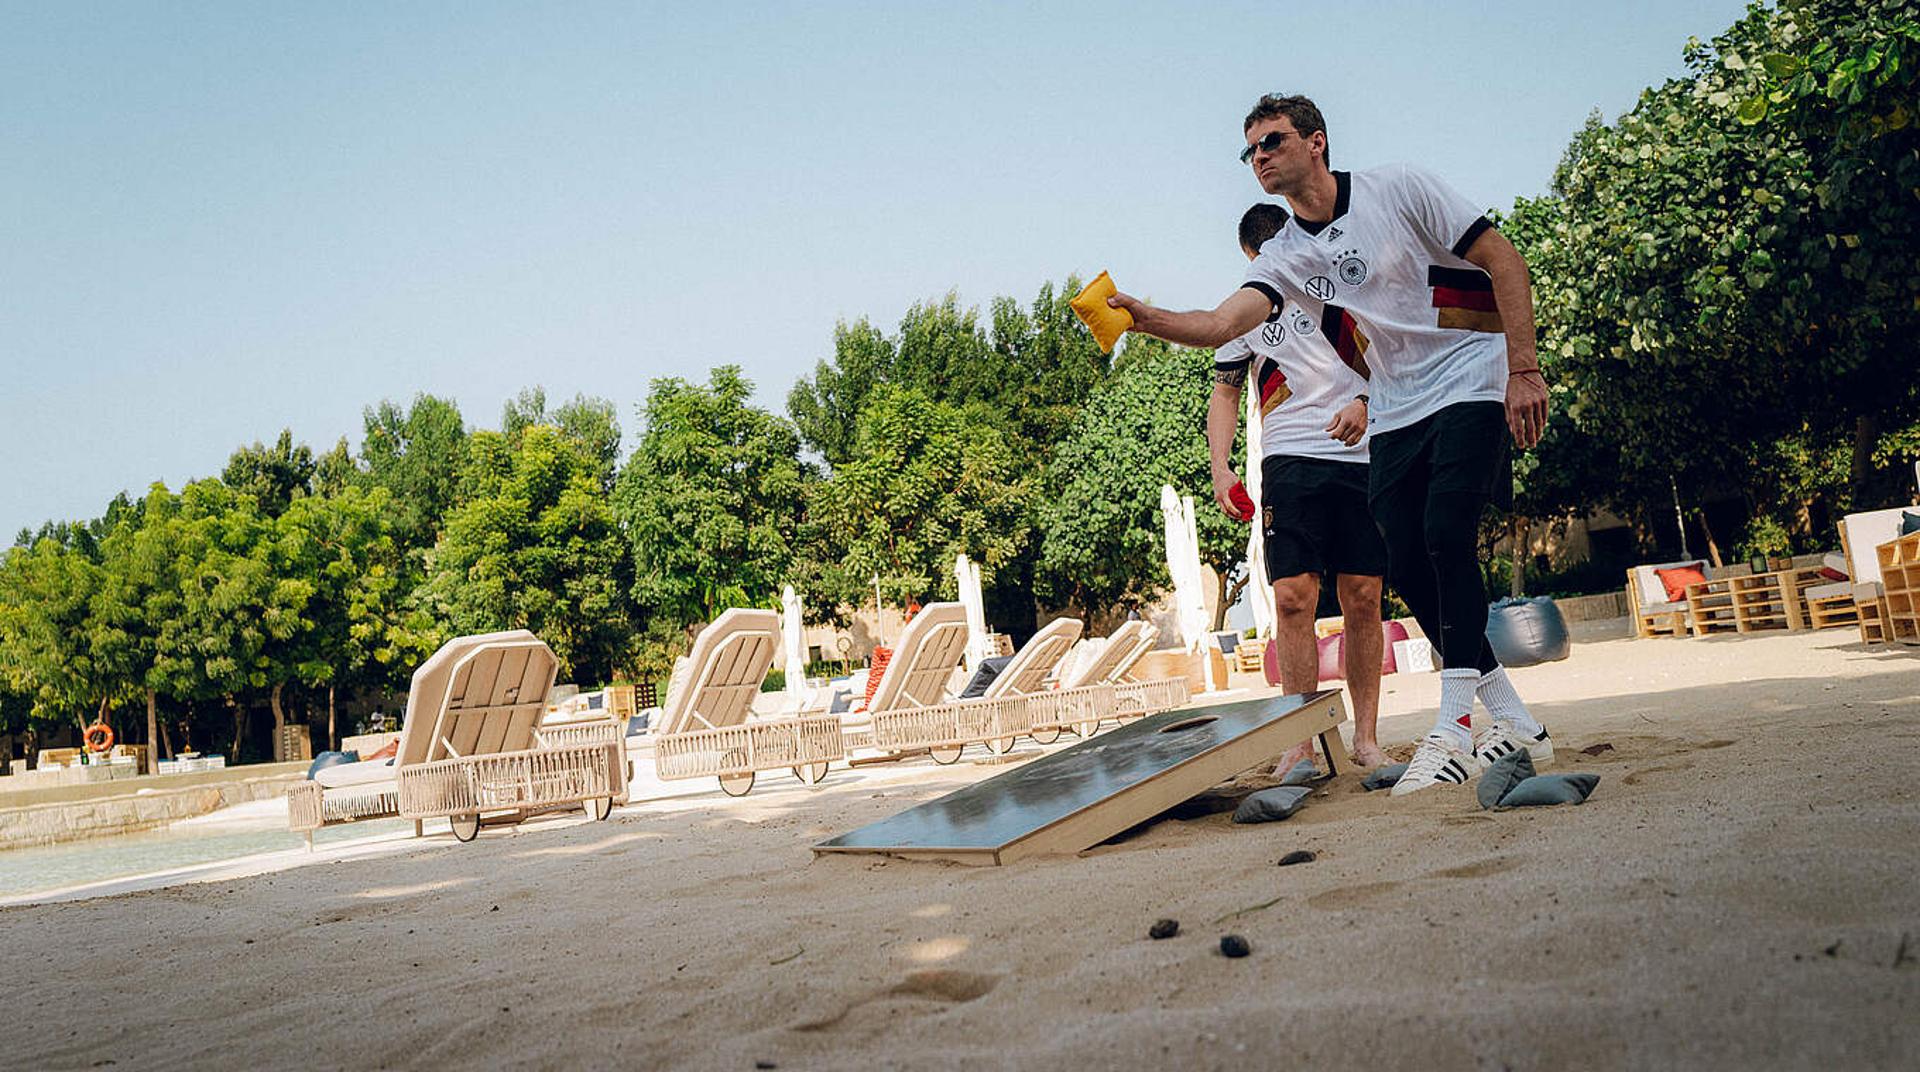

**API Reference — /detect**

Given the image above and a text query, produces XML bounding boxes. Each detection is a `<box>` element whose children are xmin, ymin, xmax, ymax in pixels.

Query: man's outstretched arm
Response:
<box><xmin>1462</xmin><ymin>227</ymin><xmax>1548</xmax><ymax>449</ymax></box>
<box><xmin>1109</xmin><ymin>287</ymin><xmax>1273</xmax><ymax>349</ymax></box>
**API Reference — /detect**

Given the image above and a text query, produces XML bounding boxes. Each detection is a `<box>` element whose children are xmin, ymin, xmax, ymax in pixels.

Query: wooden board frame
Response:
<box><xmin>813</xmin><ymin>689</ymin><xmax>1346</xmax><ymax>866</ymax></box>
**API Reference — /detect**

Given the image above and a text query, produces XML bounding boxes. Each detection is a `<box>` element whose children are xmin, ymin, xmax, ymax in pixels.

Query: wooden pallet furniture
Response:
<box><xmin>1878</xmin><ymin>531</ymin><xmax>1920</xmax><ymax>646</ymax></box>
<box><xmin>1683</xmin><ymin>575</ymin><xmax>1740</xmax><ymax>636</ymax></box>
<box><xmin>1840</xmin><ymin>509</ymin><xmax>1911</xmax><ymax>644</ymax></box>
<box><xmin>1627</xmin><ymin>561</ymin><xmax>1710</xmax><ymax>638</ymax></box>
<box><xmin>1801</xmin><ymin>553</ymin><xmax>1861</xmax><ymax>631</ymax></box>
<box><xmin>1233</xmin><ymin>637</ymin><xmax>1269</xmax><ymax>673</ymax></box>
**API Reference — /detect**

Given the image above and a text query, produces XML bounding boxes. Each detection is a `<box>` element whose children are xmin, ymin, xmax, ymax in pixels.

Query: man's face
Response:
<box><xmin>1244</xmin><ymin>116</ymin><xmax>1322</xmax><ymax>195</ymax></box>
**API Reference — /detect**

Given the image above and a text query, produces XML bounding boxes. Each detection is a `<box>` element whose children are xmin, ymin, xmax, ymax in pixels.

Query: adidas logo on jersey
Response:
<box><xmin>1325</xmin><ymin>226</ymin><xmax>1343</xmax><ymax>241</ymax></box>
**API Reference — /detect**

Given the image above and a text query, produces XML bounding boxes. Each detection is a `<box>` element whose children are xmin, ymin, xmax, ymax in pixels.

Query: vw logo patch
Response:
<box><xmin>1304</xmin><ymin>275</ymin><xmax>1337</xmax><ymax>302</ymax></box>
<box><xmin>1260</xmin><ymin>321</ymin><xmax>1286</xmax><ymax>347</ymax></box>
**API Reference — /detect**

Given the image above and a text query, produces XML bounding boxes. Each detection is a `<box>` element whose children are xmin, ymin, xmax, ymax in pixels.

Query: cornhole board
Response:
<box><xmin>812</xmin><ymin>689</ymin><xmax>1346</xmax><ymax>866</ymax></box>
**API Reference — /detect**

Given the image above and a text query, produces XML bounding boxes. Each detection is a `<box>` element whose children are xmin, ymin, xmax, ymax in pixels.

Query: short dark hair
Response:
<box><xmin>1238</xmin><ymin>203</ymin><xmax>1289</xmax><ymax>253</ymax></box>
<box><xmin>1244</xmin><ymin>94</ymin><xmax>1329</xmax><ymax>166</ymax></box>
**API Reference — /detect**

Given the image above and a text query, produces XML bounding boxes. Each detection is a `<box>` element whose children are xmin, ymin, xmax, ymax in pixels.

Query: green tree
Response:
<box><xmin>0</xmin><ymin>538</ymin><xmax>105</xmax><ymax>733</ymax></box>
<box><xmin>1524</xmin><ymin>0</ymin><xmax>1920</xmax><ymax>554</ymax></box>
<box><xmin>221</xmin><ymin>430</ymin><xmax>316</xmax><ymax>518</ymax></box>
<box><xmin>361</xmin><ymin>394</ymin><xmax>469</xmax><ymax>550</ymax></box>
<box><xmin>158</xmin><ymin>480</ymin><xmax>316</xmax><ymax>760</ymax></box>
<box><xmin>1038</xmin><ymin>338</ymin><xmax>1246</xmax><ymax>624</ymax></box>
<box><xmin>281</xmin><ymin>485</ymin><xmax>440</xmax><ymax>749</ymax></box>
<box><xmin>814</xmin><ymin>384</ymin><xmax>1034</xmax><ymax>609</ymax></box>
<box><xmin>616</xmin><ymin>367</ymin><xmax>808</xmax><ymax>651</ymax></box>
<box><xmin>91</xmin><ymin>486</ymin><xmax>188</xmax><ymax>757</ymax></box>
<box><xmin>425</xmin><ymin>411</ymin><xmax>632</xmax><ymax>684</ymax></box>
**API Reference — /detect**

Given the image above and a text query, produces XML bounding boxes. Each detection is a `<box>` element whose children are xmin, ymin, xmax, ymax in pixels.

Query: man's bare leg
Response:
<box><xmin>1336</xmin><ymin>573</ymin><xmax>1390</xmax><ymax>767</ymax></box>
<box><xmin>1269</xmin><ymin>573</ymin><xmax>1322</xmax><ymax>772</ymax></box>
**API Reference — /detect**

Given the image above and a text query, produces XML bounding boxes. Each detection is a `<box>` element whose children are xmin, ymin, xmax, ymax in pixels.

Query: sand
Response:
<box><xmin>5</xmin><ymin>628</ymin><xmax>1918</xmax><ymax>1071</ymax></box>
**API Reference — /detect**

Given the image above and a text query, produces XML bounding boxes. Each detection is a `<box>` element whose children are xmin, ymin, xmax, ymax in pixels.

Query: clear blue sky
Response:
<box><xmin>1</xmin><ymin>0</ymin><xmax>1753</xmax><ymax>540</ymax></box>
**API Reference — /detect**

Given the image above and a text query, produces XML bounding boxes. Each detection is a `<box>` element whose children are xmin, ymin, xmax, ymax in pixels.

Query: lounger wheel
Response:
<box><xmin>719</xmin><ymin>772</ymin><xmax>755</xmax><ymax>797</ymax></box>
<box><xmin>1074</xmin><ymin>720</ymin><xmax>1100</xmax><ymax>739</ymax></box>
<box><xmin>583</xmin><ymin>796</ymin><xmax>613</xmax><ymax>821</ymax></box>
<box><xmin>1029</xmin><ymin>726</ymin><xmax>1061</xmax><ymax>745</ymax></box>
<box><xmin>985</xmin><ymin>735</ymin><xmax>1016</xmax><ymax>755</ymax></box>
<box><xmin>929</xmin><ymin>745</ymin><xmax>964</xmax><ymax>765</ymax></box>
<box><xmin>449</xmin><ymin>814</ymin><xmax>480</xmax><ymax>842</ymax></box>
<box><xmin>792</xmin><ymin>762</ymin><xmax>829</xmax><ymax>785</ymax></box>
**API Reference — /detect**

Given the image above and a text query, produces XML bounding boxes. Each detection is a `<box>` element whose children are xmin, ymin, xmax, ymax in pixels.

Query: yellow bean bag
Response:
<box><xmin>1070</xmin><ymin>271</ymin><xmax>1133</xmax><ymax>353</ymax></box>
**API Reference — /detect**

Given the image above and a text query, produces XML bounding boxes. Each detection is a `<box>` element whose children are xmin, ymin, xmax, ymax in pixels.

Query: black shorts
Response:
<box><xmin>1366</xmin><ymin>400</ymin><xmax>1512</xmax><ymax>517</ymax></box>
<box><xmin>1260</xmin><ymin>455</ymin><xmax>1389</xmax><ymax>584</ymax></box>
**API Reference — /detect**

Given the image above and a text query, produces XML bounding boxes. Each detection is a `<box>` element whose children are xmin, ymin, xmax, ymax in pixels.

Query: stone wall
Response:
<box><xmin>0</xmin><ymin>772</ymin><xmax>306</xmax><ymax>851</ymax></box>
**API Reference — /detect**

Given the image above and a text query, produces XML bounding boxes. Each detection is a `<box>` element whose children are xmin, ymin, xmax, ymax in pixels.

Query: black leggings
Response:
<box><xmin>1367</xmin><ymin>402</ymin><xmax>1506</xmax><ymax>676</ymax></box>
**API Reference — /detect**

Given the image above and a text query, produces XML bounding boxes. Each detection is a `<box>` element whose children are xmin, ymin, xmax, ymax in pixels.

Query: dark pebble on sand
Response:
<box><xmin>756</xmin><ymin>1062</ymin><xmax>778</xmax><ymax>1070</ymax></box>
<box><xmin>1220</xmin><ymin>935</ymin><xmax>1252</xmax><ymax>958</ymax></box>
<box><xmin>1578</xmin><ymin>743</ymin><xmax>1615</xmax><ymax>756</ymax></box>
<box><xmin>1278</xmin><ymin>850</ymin><xmax>1316</xmax><ymax>866</ymax></box>
<box><xmin>1149</xmin><ymin>919</ymin><xmax>1180</xmax><ymax>940</ymax></box>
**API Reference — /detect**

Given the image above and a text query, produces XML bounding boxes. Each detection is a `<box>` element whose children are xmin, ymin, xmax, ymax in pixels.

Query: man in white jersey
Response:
<box><xmin>1210</xmin><ymin>202</ymin><xmax>1391</xmax><ymax>770</ymax></box>
<box><xmin>1107</xmin><ymin>94</ymin><xmax>1553</xmax><ymax>796</ymax></box>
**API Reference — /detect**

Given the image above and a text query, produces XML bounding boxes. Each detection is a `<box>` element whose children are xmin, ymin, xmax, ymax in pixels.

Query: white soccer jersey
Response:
<box><xmin>1242</xmin><ymin>164</ymin><xmax>1508</xmax><ymax>434</ymax></box>
<box><xmin>1214</xmin><ymin>308</ymin><xmax>1369</xmax><ymax>462</ymax></box>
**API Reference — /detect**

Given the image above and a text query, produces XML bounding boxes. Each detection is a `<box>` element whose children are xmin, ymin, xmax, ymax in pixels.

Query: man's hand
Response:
<box><xmin>1213</xmin><ymin>471</ymin><xmax>1256</xmax><ymax>522</ymax></box>
<box><xmin>1325</xmin><ymin>398</ymin><xmax>1367</xmax><ymax>446</ymax></box>
<box><xmin>1507</xmin><ymin>370</ymin><xmax>1548</xmax><ymax>449</ymax></box>
<box><xmin>1108</xmin><ymin>289</ymin><xmax>1149</xmax><ymax>330</ymax></box>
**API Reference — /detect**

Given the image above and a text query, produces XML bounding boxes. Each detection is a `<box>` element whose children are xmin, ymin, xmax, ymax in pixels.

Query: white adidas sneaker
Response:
<box><xmin>1390</xmin><ymin>734</ymin><xmax>1478</xmax><ymax>796</ymax></box>
<box><xmin>1473</xmin><ymin>721</ymin><xmax>1554</xmax><ymax>769</ymax></box>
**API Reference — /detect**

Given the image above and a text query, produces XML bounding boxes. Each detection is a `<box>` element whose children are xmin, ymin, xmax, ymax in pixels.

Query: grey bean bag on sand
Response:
<box><xmin>1477</xmin><ymin>748</ymin><xmax>1599</xmax><ymax>809</ymax></box>
<box><xmin>1278</xmin><ymin>758</ymin><xmax>1319</xmax><ymax>786</ymax></box>
<box><xmin>1232</xmin><ymin>786</ymin><xmax>1314</xmax><ymax>823</ymax></box>
<box><xmin>1362</xmin><ymin>762</ymin><xmax>1408</xmax><ymax>791</ymax></box>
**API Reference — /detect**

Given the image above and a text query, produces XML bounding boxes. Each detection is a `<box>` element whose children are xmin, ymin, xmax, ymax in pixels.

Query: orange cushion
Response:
<box><xmin>1654</xmin><ymin>563</ymin><xmax>1708</xmax><ymax>603</ymax></box>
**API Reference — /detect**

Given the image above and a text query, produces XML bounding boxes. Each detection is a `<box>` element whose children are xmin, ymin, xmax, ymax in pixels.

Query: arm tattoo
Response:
<box><xmin>1213</xmin><ymin>364</ymin><xmax>1248</xmax><ymax>388</ymax></box>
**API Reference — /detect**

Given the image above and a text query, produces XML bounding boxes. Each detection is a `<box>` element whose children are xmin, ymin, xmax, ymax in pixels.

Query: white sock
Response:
<box><xmin>1477</xmin><ymin>666</ymin><xmax>1543</xmax><ymax>735</ymax></box>
<box><xmin>1430</xmin><ymin>669</ymin><xmax>1478</xmax><ymax>750</ymax></box>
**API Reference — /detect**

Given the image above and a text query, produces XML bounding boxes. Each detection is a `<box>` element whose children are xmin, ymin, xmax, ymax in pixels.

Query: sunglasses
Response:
<box><xmin>1239</xmin><ymin>129</ymin><xmax>1302</xmax><ymax>164</ymax></box>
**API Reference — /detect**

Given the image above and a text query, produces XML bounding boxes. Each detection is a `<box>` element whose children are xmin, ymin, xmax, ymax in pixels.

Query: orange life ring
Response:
<box><xmin>82</xmin><ymin>722</ymin><xmax>115</xmax><ymax>753</ymax></box>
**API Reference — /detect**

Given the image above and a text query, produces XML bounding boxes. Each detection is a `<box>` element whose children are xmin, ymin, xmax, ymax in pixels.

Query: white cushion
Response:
<box><xmin>1822</xmin><ymin>551</ymin><xmax>1848</xmax><ymax>578</ymax></box>
<box><xmin>1841</xmin><ymin>508</ymin><xmax>1910</xmax><ymax>587</ymax></box>
<box><xmin>313</xmin><ymin>757</ymin><xmax>396</xmax><ymax>790</ymax></box>
<box><xmin>1803</xmin><ymin>581</ymin><xmax>1853</xmax><ymax>602</ymax></box>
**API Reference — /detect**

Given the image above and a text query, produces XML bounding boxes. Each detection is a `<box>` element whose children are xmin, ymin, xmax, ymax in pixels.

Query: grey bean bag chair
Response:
<box><xmin>1486</xmin><ymin>596</ymin><xmax>1571</xmax><ymax>668</ymax></box>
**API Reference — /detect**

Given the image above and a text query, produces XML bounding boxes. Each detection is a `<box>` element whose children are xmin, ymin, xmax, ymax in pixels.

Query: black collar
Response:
<box><xmin>1292</xmin><ymin>171</ymin><xmax>1350</xmax><ymax>237</ymax></box>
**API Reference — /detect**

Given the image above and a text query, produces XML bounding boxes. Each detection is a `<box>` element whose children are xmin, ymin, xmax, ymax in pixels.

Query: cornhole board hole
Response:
<box><xmin>813</xmin><ymin>689</ymin><xmax>1346</xmax><ymax>866</ymax></box>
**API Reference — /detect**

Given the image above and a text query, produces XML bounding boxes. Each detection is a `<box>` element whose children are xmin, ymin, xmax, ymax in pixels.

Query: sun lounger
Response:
<box><xmin>975</xmin><ymin>617</ymin><xmax>1123</xmax><ymax>746</ymax></box>
<box><xmin>1058</xmin><ymin>620</ymin><xmax>1191</xmax><ymax>721</ymax></box>
<box><xmin>866</xmin><ymin>613</ymin><xmax>1123</xmax><ymax>763</ymax></box>
<box><xmin>650</xmin><ymin>608</ymin><xmax>846</xmax><ymax>796</ymax></box>
<box><xmin>857</xmin><ymin>603</ymin><xmax>1027</xmax><ymax>763</ymax></box>
<box><xmin>286</xmin><ymin>630</ymin><xmax>627</xmax><ymax>845</ymax></box>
